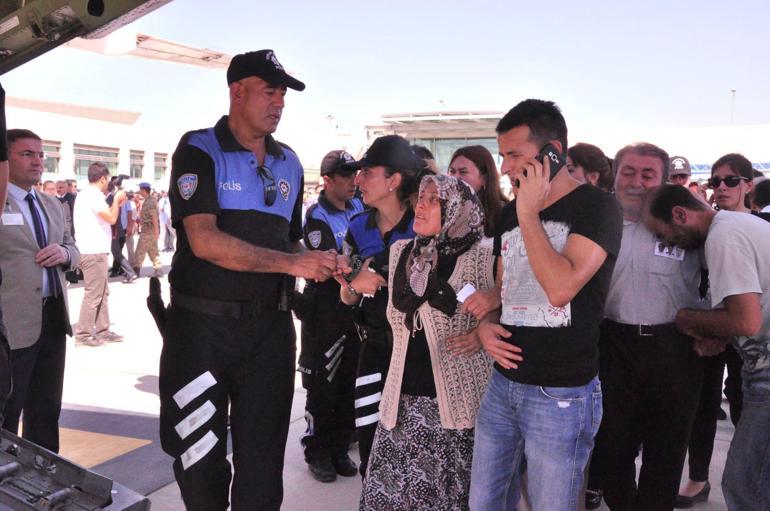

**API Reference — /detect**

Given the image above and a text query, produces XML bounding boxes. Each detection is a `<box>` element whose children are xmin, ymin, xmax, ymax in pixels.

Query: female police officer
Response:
<box><xmin>338</xmin><ymin>135</ymin><xmax>423</xmax><ymax>476</ymax></box>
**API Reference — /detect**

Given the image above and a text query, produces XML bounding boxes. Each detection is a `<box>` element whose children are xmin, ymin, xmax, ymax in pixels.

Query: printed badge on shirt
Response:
<box><xmin>1</xmin><ymin>212</ymin><xmax>23</xmax><ymax>225</ymax></box>
<box><xmin>654</xmin><ymin>240</ymin><xmax>685</xmax><ymax>261</ymax></box>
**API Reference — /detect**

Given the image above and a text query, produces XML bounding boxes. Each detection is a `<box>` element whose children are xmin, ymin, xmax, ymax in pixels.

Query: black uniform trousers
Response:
<box><xmin>159</xmin><ymin>304</ymin><xmax>296</xmax><ymax>511</ymax></box>
<box><xmin>2</xmin><ymin>295</ymin><xmax>67</xmax><ymax>453</ymax></box>
<box><xmin>300</xmin><ymin>327</ymin><xmax>359</xmax><ymax>462</ymax></box>
<box><xmin>594</xmin><ymin>320</ymin><xmax>703</xmax><ymax>511</ymax></box>
<box><xmin>685</xmin><ymin>344</ymin><xmax>743</xmax><ymax>482</ymax></box>
<box><xmin>353</xmin><ymin>329</ymin><xmax>392</xmax><ymax>477</ymax></box>
<box><xmin>0</xmin><ymin>302</ymin><xmax>11</xmax><ymax>428</ymax></box>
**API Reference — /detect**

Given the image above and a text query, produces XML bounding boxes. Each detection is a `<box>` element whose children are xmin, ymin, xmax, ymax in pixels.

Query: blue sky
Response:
<box><xmin>3</xmin><ymin>0</ymin><xmax>769</xmax><ymax>163</ymax></box>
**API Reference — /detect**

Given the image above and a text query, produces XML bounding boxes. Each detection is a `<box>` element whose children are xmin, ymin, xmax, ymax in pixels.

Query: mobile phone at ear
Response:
<box><xmin>515</xmin><ymin>143</ymin><xmax>565</xmax><ymax>187</ymax></box>
<box><xmin>536</xmin><ymin>143</ymin><xmax>565</xmax><ymax>181</ymax></box>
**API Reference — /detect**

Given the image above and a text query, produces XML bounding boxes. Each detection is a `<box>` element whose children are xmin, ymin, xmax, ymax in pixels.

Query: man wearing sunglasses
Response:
<box><xmin>161</xmin><ymin>49</ymin><xmax>339</xmax><ymax>510</ymax></box>
<box><xmin>646</xmin><ymin>184</ymin><xmax>770</xmax><ymax>511</ymax></box>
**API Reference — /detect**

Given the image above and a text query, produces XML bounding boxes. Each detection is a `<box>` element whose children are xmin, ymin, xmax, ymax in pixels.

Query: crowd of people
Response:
<box><xmin>0</xmin><ymin>80</ymin><xmax>177</xmax><ymax>464</ymax></box>
<box><xmin>0</xmin><ymin>48</ymin><xmax>769</xmax><ymax>511</ymax></box>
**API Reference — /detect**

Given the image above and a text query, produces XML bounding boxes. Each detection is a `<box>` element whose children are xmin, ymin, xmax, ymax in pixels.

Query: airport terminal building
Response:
<box><xmin>365</xmin><ymin>110</ymin><xmax>770</xmax><ymax>181</ymax></box>
<box><xmin>6</xmin><ymin>96</ymin><xmax>174</xmax><ymax>189</ymax></box>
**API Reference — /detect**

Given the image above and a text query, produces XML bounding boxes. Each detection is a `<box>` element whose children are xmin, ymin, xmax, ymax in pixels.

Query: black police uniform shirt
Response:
<box><xmin>492</xmin><ymin>184</ymin><xmax>622</xmax><ymax>387</ymax></box>
<box><xmin>168</xmin><ymin>116</ymin><xmax>304</xmax><ymax>303</ymax></box>
<box><xmin>342</xmin><ymin>207</ymin><xmax>415</xmax><ymax>332</ymax></box>
<box><xmin>303</xmin><ymin>191</ymin><xmax>363</xmax><ymax>294</ymax></box>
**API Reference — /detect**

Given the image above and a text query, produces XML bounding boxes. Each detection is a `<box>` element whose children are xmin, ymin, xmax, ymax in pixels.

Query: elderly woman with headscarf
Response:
<box><xmin>359</xmin><ymin>175</ymin><xmax>508</xmax><ymax>510</ymax></box>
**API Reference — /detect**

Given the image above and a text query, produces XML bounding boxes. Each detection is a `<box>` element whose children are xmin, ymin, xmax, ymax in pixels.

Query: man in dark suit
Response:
<box><xmin>0</xmin><ymin>83</ymin><xmax>10</xmax><ymax>428</ymax></box>
<box><xmin>0</xmin><ymin>129</ymin><xmax>80</xmax><ymax>452</ymax></box>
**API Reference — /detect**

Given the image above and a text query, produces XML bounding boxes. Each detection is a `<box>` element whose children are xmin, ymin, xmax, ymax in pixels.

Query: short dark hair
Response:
<box><xmin>496</xmin><ymin>99</ymin><xmax>568</xmax><ymax>155</ymax></box>
<box><xmin>648</xmin><ymin>184</ymin><xmax>709</xmax><ymax>223</ymax></box>
<box><xmin>87</xmin><ymin>162</ymin><xmax>110</xmax><ymax>183</ymax></box>
<box><xmin>711</xmin><ymin>153</ymin><xmax>753</xmax><ymax>180</ymax></box>
<box><xmin>6</xmin><ymin>129</ymin><xmax>41</xmax><ymax>144</ymax></box>
<box><xmin>753</xmin><ymin>179</ymin><xmax>770</xmax><ymax>209</ymax></box>
<box><xmin>567</xmin><ymin>143</ymin><xmax>614</xmax><ymax>191</ymax></box>
<box><xmin>613</xmin><ymin>142</ymin><xmax>670</xmax><ymax>183</ymax></box>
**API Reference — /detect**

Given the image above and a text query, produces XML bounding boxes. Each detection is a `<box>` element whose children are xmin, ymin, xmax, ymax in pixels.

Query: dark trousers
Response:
<box><xmin>594</xmin><ymin>320</ymin><xmax>703</xmax><ymax>511</ymax></box>
<box><xmin>159</xmin><ymin>305</ymin><xmax>296</xmax><ymax>511</ymax></box>
<box><xmin>354</xmin><ymin>335</ymin><xmax>392</xmax><ymax>477</ymax></box>
<box><xmin>2</xmin><ymin>296</ymin><xmax>67</xmax><ymax>453</ymax></box>
<box><xmin>300</xmin><ymin>329</ymin><xmax>359</xmax><ymax>462</ymax></box>
<box><xmin>0</xmin><ymin>322</ymin><xmax>10</xmax><ymax>429</ymax></box>
<box><xmin>110</xmin><ymin>236</ymin><xmax>135</xmax><ymax>277</ymax></box>
<box><xmin>685</xmin><ymin>345</ymin><xmax>743</xmax><ymax>482</ymax></box>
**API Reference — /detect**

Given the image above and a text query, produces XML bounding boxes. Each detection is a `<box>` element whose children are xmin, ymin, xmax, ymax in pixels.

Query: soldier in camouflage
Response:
<box><xmin>131</xmin><ymin>182</ymin><xmax>163</xmax><ymax>278</ymax></box>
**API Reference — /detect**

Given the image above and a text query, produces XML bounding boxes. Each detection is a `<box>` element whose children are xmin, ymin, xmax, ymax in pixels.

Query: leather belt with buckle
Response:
<box><xmin>605</xmin><ymin>319</ymin><xmax>675</xmax><ymax>338</ymax></box>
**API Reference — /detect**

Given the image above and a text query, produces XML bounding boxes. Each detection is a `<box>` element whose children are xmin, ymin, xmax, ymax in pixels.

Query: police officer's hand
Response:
<box><xmin>447</xmin><ymin>328</ymin><xmax>482</xmax><ymax>356</ymax></box>
<box><xmin>333</xmin><ymin>254</ymin><xmax>352</xmax><ymax>277</ymax></box>
<box><xmin>350</xmin><ymin>257</ymin><xmax>386</xmax><ymax>295</ymax></box>
<box><xmin>290</xmin><ymin>250</ymin><xmax>338</xmax><ymax>281</ymax></box>
<box><xmin>478</xmin><ymin>320</ymin><xmax>522</xmax><ymax>369</ymax></box>
<box><xmin>461</xmin><ymin>286</ymin><xmax>501</xmax><ymax>321</ymax></box>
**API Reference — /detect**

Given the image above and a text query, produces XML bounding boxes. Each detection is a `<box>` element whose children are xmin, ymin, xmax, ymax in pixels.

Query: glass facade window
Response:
<box><xmin>412</xmin><ymin>137</ymin><xmax>500</xmax><ymax>173</ymax></box>
<box><xmin>42</xmin><ymin>140</ymin><xmax>60</xmax><ymax>174</ymax></box>
<box><xmin>130</xmin><ymin>150</ymin><xmax>145</xmax><ymax>179</ymax></box>
<box><xmin>154</xmin><ymin>152</ymin><xmax>168</xmax><ymax>181</ymax></box>
<box><xmin>73</xmin><ymin>143</ymin><xmax>119</xmax><ymax>177</ymax></box>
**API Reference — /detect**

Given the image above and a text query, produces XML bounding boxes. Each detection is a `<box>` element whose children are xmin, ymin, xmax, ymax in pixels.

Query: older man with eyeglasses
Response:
<box><xmin>160</xmin><ymin>49</ymin><xmax>339</xmax><ymax>510</ymax></box>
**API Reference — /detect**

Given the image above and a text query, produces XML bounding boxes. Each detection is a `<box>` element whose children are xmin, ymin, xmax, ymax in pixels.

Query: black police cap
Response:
<box><xmin>343</xmin><ymin>135</ymin><xmax>423</xmax><ymax>173</ymax></box>
<box><xmin>227</xmin><ymin>49</ymin><xmax>305</xmax><ymax>91</ymax></box>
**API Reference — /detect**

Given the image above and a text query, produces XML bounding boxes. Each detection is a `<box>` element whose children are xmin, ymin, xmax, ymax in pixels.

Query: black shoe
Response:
<box><xmin>308</xmin><ymin>458</ymin><xmax>336</xmax><ymax>483</ymax></box>
<box><xmin>585</xmin><ymin>489</ymin><xmax>603</xmax><ymax>510</ymax></box>
<box><xmin>332</xmin><ymin>454</ymin><xmax>358</xmax><ymax>477</ymax></box>
<box><xmin>675</xmin><ymin>481</ymin><xmax>710</xmax><ymax>508</ymax></box>
<box><xmin>717</xmin><ymin>407</ymin><xmax>727</xmax><ymax>420</ymax></box>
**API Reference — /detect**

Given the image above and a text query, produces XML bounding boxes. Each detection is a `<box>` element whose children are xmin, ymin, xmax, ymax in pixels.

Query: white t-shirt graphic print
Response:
<box><xmin>500</xmin><ymin>220</ymin><xmax>572</xmax><ymax>327</ymax></box>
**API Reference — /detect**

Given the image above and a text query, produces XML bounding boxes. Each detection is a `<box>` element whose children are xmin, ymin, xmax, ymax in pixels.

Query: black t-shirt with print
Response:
<box><xmin>493</xmin><ymin>185</ymin><xmax>622</xmax><ymax>387</ymax></box>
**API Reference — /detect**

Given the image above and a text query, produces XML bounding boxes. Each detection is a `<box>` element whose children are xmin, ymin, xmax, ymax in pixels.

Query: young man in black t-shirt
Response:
<box><xmin>469</xmin><ymin>99</ymin><xmax>622</xmax><ymax>510</ymax></box>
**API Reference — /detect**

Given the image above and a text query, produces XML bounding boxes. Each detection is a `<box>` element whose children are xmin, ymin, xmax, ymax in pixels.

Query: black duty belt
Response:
<box><xmin>604</xmin><ymin>319</ymin><xmax>677</xmax><ymax>338</ymax></box>
<box><xmin>354</xmin><ymin>323</ymin><xmax>393</xmax><ymax>347</ymax></box>
<box><xmin>171</xmin><ymin>290</ymin><xmax>277</xmax><ymax>320</ymax></box>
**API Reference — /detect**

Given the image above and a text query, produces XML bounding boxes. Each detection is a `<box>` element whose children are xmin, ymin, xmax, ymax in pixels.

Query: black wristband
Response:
<box><xmin>0</xmin><ymin>82</ymin><xmax>7</xmax><ymax>161</ymax></box>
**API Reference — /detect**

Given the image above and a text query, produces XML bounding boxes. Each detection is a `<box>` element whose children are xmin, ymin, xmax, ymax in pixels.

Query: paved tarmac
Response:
<box><xmin>58</xmin><ymin>251</ymin><xmax>731</xmax><ymax>510</ymax></box>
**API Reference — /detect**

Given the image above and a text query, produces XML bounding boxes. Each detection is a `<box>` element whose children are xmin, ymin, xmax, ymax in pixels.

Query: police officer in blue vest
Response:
<box><xmin>297</xmin><ymin>150</ymin><xmax>364</xmax><ymax>482</ymax></box>
<box><xmin>160</xmin><ymin>50</ymin><xmax>338</xmax><ymax>511</ymax></box>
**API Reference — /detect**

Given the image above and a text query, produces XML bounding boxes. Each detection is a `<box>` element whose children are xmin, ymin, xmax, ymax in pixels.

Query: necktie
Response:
<box><xmin>25</xmin><ymin>193</ymin><xmax>62</xmax><ymax>298</ymax></box>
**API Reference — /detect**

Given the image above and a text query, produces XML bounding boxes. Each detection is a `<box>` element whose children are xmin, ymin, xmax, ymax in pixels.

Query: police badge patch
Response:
<box><xmin>308</xmin><ymin>230</ymin><xmax>322</xmax><ymax>248</ymax></box>
<box><xmin>278</xmin><ymin>179</ymin><xmax>291</xmax><ymax>201</ymax></box>
<box><xmin>177</xmin><ymin>173</ymin><xmax>198</xmax><ymax>200</ymax></box>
